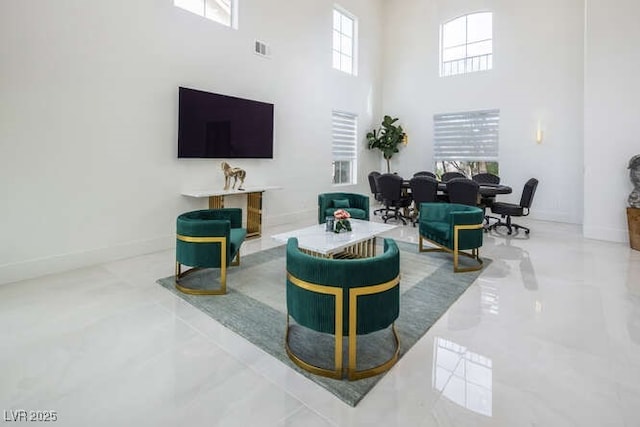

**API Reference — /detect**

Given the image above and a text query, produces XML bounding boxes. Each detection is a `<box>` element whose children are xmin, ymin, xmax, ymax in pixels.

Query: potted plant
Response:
<box><xmin>366</xmin><ymin>115</ymin><xmax>407</xmax><ymax>173</ymax></box>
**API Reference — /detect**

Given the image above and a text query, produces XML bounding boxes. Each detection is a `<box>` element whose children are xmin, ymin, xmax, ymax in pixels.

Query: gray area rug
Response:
<box><xmin>157</xmin><ymin>240</ymin><xmax>487</xmax><ymax>407</ymax></box>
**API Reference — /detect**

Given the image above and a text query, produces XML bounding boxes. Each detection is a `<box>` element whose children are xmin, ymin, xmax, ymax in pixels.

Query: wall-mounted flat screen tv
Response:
<box><xmin>178</xmin><ymin>87</ymin><xmax>274</xmax><ymax>159</ymax></box>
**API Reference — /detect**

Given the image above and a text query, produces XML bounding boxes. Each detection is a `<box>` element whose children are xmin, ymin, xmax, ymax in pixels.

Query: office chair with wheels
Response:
<box><xmin>472</xmin><ymin>173</ymin><xmax>500</xmax><ymax>184</ymax></box>
<box><xmin>413</xmin><ymin>171</ymin><xmax>437</xmax><ymax>179</ymax></box>
<box><xmin>368</xmin><ymin>171</ymin><xmax>384</xmax><ymax>216</ymax></box>
<box><xmin>446</xmin><ymin>178</ymin><xmax>480</xmax><ymax>207</ymax></box>
<box><xmin>409</xmin><ymin>175</ymin><xmax>439</xmax><ymax>226</ymax></box>
<box><xmin>472</xmin><ymin>173</ymin><xmax>501</xmax><ymax>223</ymax></box>
<box><xmin>488</xmin><ymin>178</ymin><xmax>539</xmax><ymax>235</ymax></box>
<box><xmin>377</xmin><ymin>173</ymin><xmax>412</xmax><ymax>225</ymax></box>
<box><xmin>441</xmin><ymin>171</ymin><xmax>467</xmax><ymax>182</ymax></box>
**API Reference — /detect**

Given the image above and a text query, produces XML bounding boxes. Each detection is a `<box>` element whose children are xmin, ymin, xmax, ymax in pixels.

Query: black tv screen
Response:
<box><xmin>178</xmin><ymin>87</ymin><xmax>274</xmax><ymax>159</ymax></box>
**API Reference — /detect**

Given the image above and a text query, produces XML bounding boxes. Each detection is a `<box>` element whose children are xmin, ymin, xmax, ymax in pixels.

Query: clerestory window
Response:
<box><xmin>174</xmin><ymin>0</ymin><xmax>237</xmax><ymax>29</ymax></box>
<box><xmin>440</xmin><ymin>12</ymin><xmax>493</xmax><ymax>77</ymax></box>
<box><xmin>332</xmin><ymin>7</ymin><xmax>358</xmax><ymax>75</ymax></box>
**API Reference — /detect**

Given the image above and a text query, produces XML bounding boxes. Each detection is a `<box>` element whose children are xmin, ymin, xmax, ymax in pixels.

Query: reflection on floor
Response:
<box><xmin>1</xmin><ymin>212</ymin><xmax>640</xmax><ymax>426</ymax></box>
<box><xmin>433</xmin><ymin>337</ymin><xmax>493</xmax><ymax>417</ymax></box>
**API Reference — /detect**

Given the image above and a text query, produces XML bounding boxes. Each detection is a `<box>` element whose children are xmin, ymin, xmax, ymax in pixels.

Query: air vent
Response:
<box><xmin>254</xmin><ymin>40</ymin><xmax>270</xmax><ymax>58</ymax></box>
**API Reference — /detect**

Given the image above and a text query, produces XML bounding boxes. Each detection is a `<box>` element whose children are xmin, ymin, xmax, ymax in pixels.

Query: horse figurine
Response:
<box><xmin>221</xmin><ymin>162</ymin><xmax>246</xmax><ymax>191</ymax></box>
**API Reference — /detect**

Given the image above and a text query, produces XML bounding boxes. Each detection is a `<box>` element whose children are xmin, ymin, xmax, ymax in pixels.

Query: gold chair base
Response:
<box><xmin>419</xmin><ymin>234</ymin><xmax>483</xmax><ymax>273</ymax></box>
<box><xmin>285</xmin><ymin>319</ymin><xmax>400</xmax><ymax>381</ymax></box>
<box><xmin>285</xmin><ymin>272</ymin><xmax>401</xmax><ymax>381</ymax></box>
<box><xmin>285</xmin><ymin>317</ymin><xmax>342</xmax><ymax>379</ymax></box>
<box><xmin>174</xmin><ymin>252</ymin><xmax>240</xmax><ymax>295</ymax></box>
<box><xmin>348</xmin><ymin>324</ymin><xmax>399</xmax><ymax>381</ymax></box>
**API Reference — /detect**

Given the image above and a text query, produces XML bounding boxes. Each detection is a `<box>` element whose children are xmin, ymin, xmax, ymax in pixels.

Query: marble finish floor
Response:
<box><xmin>1</xmin><ymin>214</ymin><xmax>639</xmax><ymax>426</ymax></box>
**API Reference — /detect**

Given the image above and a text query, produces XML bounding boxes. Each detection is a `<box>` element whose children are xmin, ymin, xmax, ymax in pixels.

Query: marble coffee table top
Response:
<box><xmin>271</xmin><ymin>219</ymin><xmax>397</xmax><ymax>256</ymax></box>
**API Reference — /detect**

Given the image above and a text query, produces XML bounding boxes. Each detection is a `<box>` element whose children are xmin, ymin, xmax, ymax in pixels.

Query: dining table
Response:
<box><xmin>436</xmin><ymin>182</ymin><xmax>512</xmax><ymax>197</ymax></box>
<box><xmin>402</xmin><ymin>180</ymin><xmax>512</xmax><ymax>197</ymax></box>
<box><xmin>399</xmin><ymin>181</ymin><xmax>513</xmax><ymax>222</ymax></box>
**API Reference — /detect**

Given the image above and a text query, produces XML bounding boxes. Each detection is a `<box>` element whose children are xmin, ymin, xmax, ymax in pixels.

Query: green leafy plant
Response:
<box><xmin>366</xmin><ymin>115</ymin><xmax>407</xmax><ymax>173</ymax></box>
<box><xmin>334</xmin><ymin>219</ymin><xmax>351</xmax><ymax>233</ymax></box>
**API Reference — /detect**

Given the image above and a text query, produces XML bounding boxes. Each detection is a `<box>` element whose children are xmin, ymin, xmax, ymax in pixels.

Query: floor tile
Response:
<box><xmin>2</xmin><ymin>214</ymin><xmax>640</xmax><ymax>426</ymax></box>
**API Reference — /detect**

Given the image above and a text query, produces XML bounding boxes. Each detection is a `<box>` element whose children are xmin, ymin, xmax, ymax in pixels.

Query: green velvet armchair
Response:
<box><xmin>317</xmin><ymin>192</ymin><xmax>370</xmax><ymax>224</ymax></box>
<box><xmin>285</xmin><ymin>237</ymin><xmax>400</xmax><ymax>380</ymax></box>
<box><xmin>175</xmin><ymin>209</ymin><xmax>247</xmax><ymax>295</ymax></box>
<box><xmin>418</xmin><ymin>202</ymin><xmax>484</xmax><ymax>273</ymax></box>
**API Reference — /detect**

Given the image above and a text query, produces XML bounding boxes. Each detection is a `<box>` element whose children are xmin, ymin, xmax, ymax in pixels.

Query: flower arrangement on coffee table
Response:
<box><xmin>333</xmin><ymin>209</ymin><xmax>352</xmax><ymax>233</ymax></box>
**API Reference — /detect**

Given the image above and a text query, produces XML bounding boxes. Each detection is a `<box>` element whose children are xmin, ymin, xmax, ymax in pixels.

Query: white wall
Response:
<box><xmin>381</xmin><ymin>0</ymin><xmax>585</xmax><ymax>224</ymax></box>
<box><xmin>0</xmin><ymin>0</ymin><xmax>384</xmax><ymax>284</ymax></box>
<box><xmin>584</xmin><ymin>0</ymin><xmax>640</xmax><ymax>242</ymax></box>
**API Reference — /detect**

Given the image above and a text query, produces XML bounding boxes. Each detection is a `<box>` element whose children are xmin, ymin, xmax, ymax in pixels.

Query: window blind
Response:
<box><xmin>332</xmin><ymin>111</ymin><xmax>357</xmax><ymax>161</ymax></box>
<box><xmin>433</xmin><ymin>109</ymin><xmax>499</xmax><ymax>161</ymax></box>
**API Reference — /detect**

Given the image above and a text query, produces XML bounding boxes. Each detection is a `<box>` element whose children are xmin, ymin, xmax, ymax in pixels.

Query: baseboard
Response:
<box><xmin>583</xmin><ymin>225</ymin><xmax>629</xmax><ymax>243</ymax></box>
<box><xmin>0</xmin><ymin>235</ymin><xmax>174</xmax><ymax>286</ymax></box>
<box><xmin>0</xmin><ymin>211</ymin><xmax>316</xmax><ymax>286</ymax></box>
<box><xmin>528</xmin><ymin>209</ymin><xmax>579</xmax><ymax>224</ymax></box>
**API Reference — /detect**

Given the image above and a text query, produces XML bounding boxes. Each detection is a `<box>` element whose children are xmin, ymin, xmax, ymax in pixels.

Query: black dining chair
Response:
<box><xmin>413</xmin><ymin>171</ymin><xmax>437</xmax><ymax>179</ymax></box>
<box><xmin>472</xmin><ymin>173</ymin><xmax>500</xmax><ymax>185</ymax></box>
<box><xmin>488</xmin><ymin>178</ymin><xmax>539</xmax><ymax>235</ymax></box>
<box><xmin>368</xmin><ymin>171</ymin><xmax>384</xmax><ymax>216</ymax></box>
<box><xmin>472</xmin><ymin>173</ymin><xmax>501</xmax><ymax>221</ymax></box>
<box><xmin>409</xmin><ymin>175</ymin><xmax>439</xmax><ymax>226</ymax></box>
<box><xmin>446</xmin><ymin>178</ymin><xmax>480</xmax><ymax>207</ymax></box>
<box><xmin>377</xmin><ymin>173</ymin><xmax>413</xmax><ymax>225</ymax></box>
<box><xmin>441</xmin><ymin>171</ymin><xmax>467</xmax><ymax>182</ymax></box>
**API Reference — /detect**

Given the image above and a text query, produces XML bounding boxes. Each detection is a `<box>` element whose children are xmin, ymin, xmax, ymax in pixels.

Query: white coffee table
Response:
<box><xmin>271</xmin><ymin>219</ymin><xmax>397</xmax><ymax>258</ymax></box>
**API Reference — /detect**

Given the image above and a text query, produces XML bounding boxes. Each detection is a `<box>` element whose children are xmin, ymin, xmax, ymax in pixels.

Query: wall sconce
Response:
<box><xmin>402</xmin><ymin>133</ymin><xmax>409</xmax><ymax>146</ymax></box>
<box><xmin>536</xmin><ymin>122</ymin><xmax>544</xmax><ymax>144</ymax></box>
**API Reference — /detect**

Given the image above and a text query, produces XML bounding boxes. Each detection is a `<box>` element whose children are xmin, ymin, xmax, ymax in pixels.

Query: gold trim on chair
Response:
<box><xmin>348</xmin><ymin>276</ymin><xmax>400</xmax><ymax>380</ymax></box>
<box><xmin>175</xmin><ymin>234</ymin><xmax>234</xmax><ymax>295</ymax></box>
<box><xmin>285</xmin><ymin>272</ymin><xmax>401</xmax><ymax>380</ymax></box>
<box><xmin>419</xmin><ymin>223</ymin><xmax>484</xmax><ymax>273</ymax></box>
<box><xmin>285</xmin><ymin>273</ymin><xmax>344</xmax><ymax>379</ymax></box>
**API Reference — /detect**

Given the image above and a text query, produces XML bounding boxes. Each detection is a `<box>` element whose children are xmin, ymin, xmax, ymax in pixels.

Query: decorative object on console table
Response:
<box><xmin>221</xmin><ymin>161</ymin><xmax>246</xmax><ymax>190</ymax></box>
<box><xmin>366</xmin><ymin>115</ymin><xmax>407</xmax><ymax>173</ymax></box>
<box><xmin>627</xmin><ymin>154</ymin><xmax>640</xmax><ymax>251</ymax></box>
<box><xmin>333</xmin><ymin>209</ymin><xmax>352</xmax><ymax>233</ymax></box>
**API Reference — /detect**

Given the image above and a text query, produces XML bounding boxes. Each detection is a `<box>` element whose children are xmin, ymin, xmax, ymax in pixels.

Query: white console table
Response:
<box><xmin>181</xmin><ymin>186</ymin><xmax>281</xmax><ymax>238</ymax></box>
